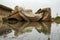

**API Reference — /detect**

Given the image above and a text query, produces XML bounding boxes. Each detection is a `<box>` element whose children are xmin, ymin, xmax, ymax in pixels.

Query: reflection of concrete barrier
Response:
<box><xmin>7</xmin><ymin>22</ymin><xmax>51</xmax><ymax>36</ymax></box>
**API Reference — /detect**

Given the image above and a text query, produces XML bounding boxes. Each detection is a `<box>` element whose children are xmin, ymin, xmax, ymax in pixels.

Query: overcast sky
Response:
<box><xmin>0</xmin><ymin>0</ymin><xmax>60</xmax><ymax>17</ymax></box>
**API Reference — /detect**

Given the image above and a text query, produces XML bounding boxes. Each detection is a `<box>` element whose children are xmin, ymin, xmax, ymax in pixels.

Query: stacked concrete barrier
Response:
<box><xmin>42</xmin><ymin>8</ymin><xmax>51</xmax><ymax>21</ymax></box>
<box><xmin>1</xmin><ymin>5</ymin><xmax>51</xmax><ymax>22</ymax></box>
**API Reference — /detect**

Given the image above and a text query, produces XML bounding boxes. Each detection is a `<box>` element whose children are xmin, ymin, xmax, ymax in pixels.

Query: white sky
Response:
<box><xmin>0</xmin><ymin>0</ymin><xmax>60</xmax><ymax>17</ymax></box>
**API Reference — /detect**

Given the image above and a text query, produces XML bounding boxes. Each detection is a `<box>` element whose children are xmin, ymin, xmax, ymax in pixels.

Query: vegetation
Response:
<box><xmin>54</xmin><ymin>16</ymin><xmax>60</xmax><ymax>20</ymax></box>
<box><xmin>53</xmin><ymin>16</ymin><xmax>60</xmax><ymax>23</ymax></box>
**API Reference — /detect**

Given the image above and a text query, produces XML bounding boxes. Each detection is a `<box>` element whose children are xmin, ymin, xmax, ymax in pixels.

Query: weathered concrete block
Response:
<box><xmin>0</xmin><ymin>16</ymin><xmax>3</xmax><ymax>22</ymax></box>
<box><xmin>42</xmin><ymin>8</ymin><xmax>51</xmax><ymax>21</ymax></box>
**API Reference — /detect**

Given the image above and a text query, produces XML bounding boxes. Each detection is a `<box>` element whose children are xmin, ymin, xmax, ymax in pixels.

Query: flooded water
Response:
<box><xmin>0</xmin><ymin>22</ymin><xmax>60</xmax><ymax>40</ymax></box>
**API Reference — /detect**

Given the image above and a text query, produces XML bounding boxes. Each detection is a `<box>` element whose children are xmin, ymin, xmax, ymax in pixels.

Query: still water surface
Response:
<box><xmin>0</xmin><ymin>22</ymin><xmax>60</xmax><ymax>40</ymax></box>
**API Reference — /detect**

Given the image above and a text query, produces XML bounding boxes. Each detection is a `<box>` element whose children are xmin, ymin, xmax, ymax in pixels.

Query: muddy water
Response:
<box><xmin>0</xmin><ymin>22</ymin><xmax>60</xmax><ymax>40</ymax></box>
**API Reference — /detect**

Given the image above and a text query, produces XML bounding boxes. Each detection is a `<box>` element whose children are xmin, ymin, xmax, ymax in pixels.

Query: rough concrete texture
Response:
<box><xmin>42</xmin><ymin>8</ymin><xmax>51</xmax><ymax>21</ymax></box>
<box><xmin>7</xmin><ymin>6</ymin><xmax>51</xmax><ymax>22</ymax></box>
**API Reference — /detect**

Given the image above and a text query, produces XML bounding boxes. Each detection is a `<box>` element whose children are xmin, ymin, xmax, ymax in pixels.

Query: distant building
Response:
<box><xmin>0</xmin><ymin>4</ymin><xmax>13</xmax><ymax>17</ymax></box>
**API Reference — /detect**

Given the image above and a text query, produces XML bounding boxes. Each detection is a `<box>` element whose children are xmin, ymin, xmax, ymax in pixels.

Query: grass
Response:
<box><xmin>54</xmin><ymin>16</ymin><xmax>60</xmax><ymax>20</ymax></box>
<box><xmin>53</xmin><ymin>16</ymin><xmax>60</xmax><ymax>23</ymax></box>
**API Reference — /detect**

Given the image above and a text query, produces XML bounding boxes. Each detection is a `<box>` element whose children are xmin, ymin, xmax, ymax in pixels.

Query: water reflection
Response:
<box><xmin>0</xmin><ymin>22</ymin><xmax>11</xmax><ymax>35</ymax></box>
<box><xmin>0</xmin><ymin>22</ymin><xmax>51</xmax><ymax>40</ymax></box>
<box><xmin>8</xmin><ymin>22</ymin><xmax>51</xmax><ymax>36</ymax></box>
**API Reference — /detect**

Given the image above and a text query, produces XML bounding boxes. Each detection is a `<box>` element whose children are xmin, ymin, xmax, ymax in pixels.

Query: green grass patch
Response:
<box><xmin>54</xmin><ymin>16</ymin><xmax>60</xmax><ymax>20</ymax></box>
